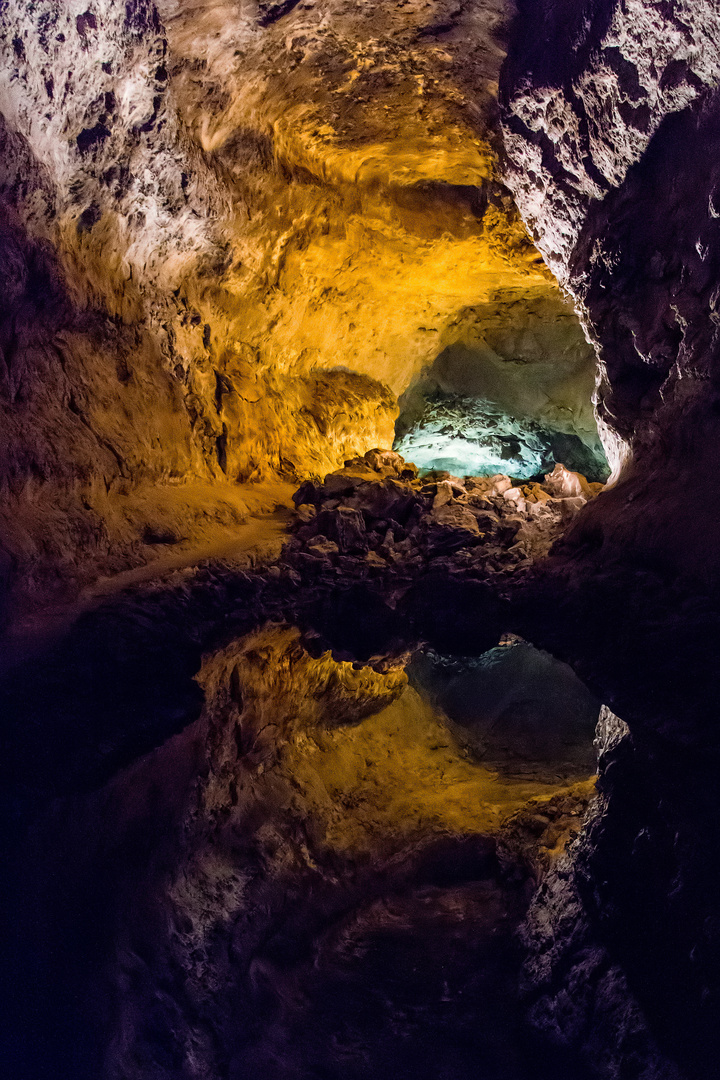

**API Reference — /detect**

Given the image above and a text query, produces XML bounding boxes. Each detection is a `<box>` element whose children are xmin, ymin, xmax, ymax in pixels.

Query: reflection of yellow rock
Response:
<box><xmin>199</xmin><ymin>626</ymin><xmax>596</xmax><ymax>863</ymax></box>
<box><xmin>286</xmin><ymin>683</ymin><xmax>596</xmax><ymax>857</ymax></box>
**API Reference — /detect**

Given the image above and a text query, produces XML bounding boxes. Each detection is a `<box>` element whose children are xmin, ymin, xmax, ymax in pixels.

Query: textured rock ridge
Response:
<box><xmin>498</xmin><ymin>12</ymin><xmax>720</xmax><ymax>1073</ymax></box>
<box><xmin>502</xmin><ymin>1</ymin><xmax>720</xmax><ymax>279</ymax></box>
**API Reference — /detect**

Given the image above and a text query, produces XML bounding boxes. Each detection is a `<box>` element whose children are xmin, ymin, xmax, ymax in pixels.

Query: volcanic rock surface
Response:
<box><xmin>0</xmin><ymin>0</ymin><xmax>599</xmax><ymax>616</ymax></box>
<box><xmin>498</xmin><ymin>4</ymin><xmax>720</xmax><ymax>1077</ymax></box>
<box><xmin>4</xmin><ymin>3</ymin><xmax>720</xmax><ymax>1080</ymax></box>
<box><xmin>502</xmin><ymin>0</ymin><xmax>720</xmax><ymax>582</ymax></box>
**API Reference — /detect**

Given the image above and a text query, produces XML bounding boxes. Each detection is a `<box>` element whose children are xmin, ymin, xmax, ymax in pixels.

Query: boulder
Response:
<box><xmin>525</xmin><ymin>483</ymin><xmax>552</xmax><ymax>503</ymax></box>
<box><xmin>314</xmin><ymin>506</ymin><xmax>368</xmax><ymax>553</ymax></box>
<box><xmin>487</xmin><ymin>474</ymin><xmax>513</xmax><ymax>496</ymax></box>
<box><xmin>467</xmin><ymin>494</ymin><xmax>495</xmax><ymax>513</ymax></box>
<box><xmin>321</xmin><ymin>472</ymin><xmax>368</xmax><ymax>499</ymax></box>
<box><xmin>543</xmin><ymin>463</ymin><xmax>590</xmax><ymax>499</ymax></box>
<box><xmin>306</xmin><ymin>535</ymin><xmax>339</xmax><ymax>559</ymax></box>
<box><xmin>292</xmin><ymin>479</ymin><xmax>320</xmax><ymax>508</ymax></box>
<box><xmin>295</xmin><ymin>503</ymin><xmax>316</xmax><ymax>523</ymax></box>
<box><xmin>363</xmin><ymin>448</ymin><xmax>408</xmax><ymax>474</ymax></box>
<box><xmin>346</xmin><ymin>478</ymin><xmax>418</xmax><ymax>524</ymax></box>
<box><xmin>551</xmin><ymin>496</ymin><xmax>587</xmax><ymax>520</ymax></box>
<box><xmin>432</xmin><ymin>479</ymin><xmax>467</xmax><ymax>510</ymax></box>
<box><xmin>424</xmin><ymin>503</ymin><xmax>482</xmax><ymax>555</ymax></box>
<box><xmin>431</xmin><ymin>504</ymin><xmax>480</xmax><ymax>533</ymax></box>
<box><xmin>503</xmin><ymin>487</ymin><xmax>527</xmax><ymax>513</ymax></box>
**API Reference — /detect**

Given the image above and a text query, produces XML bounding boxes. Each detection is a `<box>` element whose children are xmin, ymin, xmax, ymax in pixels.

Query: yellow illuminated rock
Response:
<box><xmin>0</xmin><ymin>0</ymin><xmax>596</xmax><ymax>608</ymax></box>
<box><xmin>285</xmin><ymin>683</ymin><xmax>596</xmax><ymax>856</ymax></box>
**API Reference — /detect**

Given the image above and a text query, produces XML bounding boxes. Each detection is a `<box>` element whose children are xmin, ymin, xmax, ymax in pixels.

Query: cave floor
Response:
<box><xmin>0</xmin><ymin>479</ymin><xmax>297</xmax><ymax>676</ymax></box>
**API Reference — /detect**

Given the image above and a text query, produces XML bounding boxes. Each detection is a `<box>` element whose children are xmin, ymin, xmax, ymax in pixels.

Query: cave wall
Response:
<box><xmin>501</xmin><ymin>0</ymin><xmax>720</xmax><ymax>581</ymax></box>
<box><xmin>0</xmin><ymin>0</ymin><xmax>595</xmax><ymax>615</ymax></box>
<box><xmin>501</xmin><ymin>6</ymin><xmax>720</xmax><ymax>1074</ymax></box>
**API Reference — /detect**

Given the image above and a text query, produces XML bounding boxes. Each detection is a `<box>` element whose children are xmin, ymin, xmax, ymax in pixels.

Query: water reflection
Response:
<box><xmin>408</xmin><ymin>640</ymin><xmax>600</xmax><ymax>781</ymax></box>
<box><xmin>14</xmin><ymin>622</ymin><xmax>599</xmax><ymax>1080</ymax></box>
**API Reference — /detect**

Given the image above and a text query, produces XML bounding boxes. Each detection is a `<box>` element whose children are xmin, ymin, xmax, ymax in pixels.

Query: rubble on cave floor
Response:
<box><xmin>0</xmin><ymin>448</ymin><xmax>605</xmax><ymax>797</ymax></box>
<box><xmin>280</xmin><ymin>447</ymin><xmax>604</xmax><ymax>592</ymax></box>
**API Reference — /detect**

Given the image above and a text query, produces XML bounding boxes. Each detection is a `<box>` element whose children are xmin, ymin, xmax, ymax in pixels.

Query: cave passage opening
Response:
<box><xmin>393</xmin><ymin>290</ymin><xmax>610</xmax><ymax>483</ymax></box>
<box><xmin>393</xmin><ymin>392</ymin><xmax>610</xmax><ymax>482</ymax></box>
<box><xmin>406</xmin><ymin>638</ymin><xmax>600</xmax><ymax>782</ymax></box>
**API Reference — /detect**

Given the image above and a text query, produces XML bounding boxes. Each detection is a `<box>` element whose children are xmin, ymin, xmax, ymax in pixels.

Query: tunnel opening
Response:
<box><xmin>407</xmin><ymin>638</ymin><xmax>600</xmax><ymax>781</ymax></box>
<box><xmin>394</xmin><ymin>391</ymin><xmax>610</xmax><ymax>482</ymax></box>
<box><xmin>393</xmin><ymin>290</ymin><xmax>610</xmax><ymax>483</ymax></box>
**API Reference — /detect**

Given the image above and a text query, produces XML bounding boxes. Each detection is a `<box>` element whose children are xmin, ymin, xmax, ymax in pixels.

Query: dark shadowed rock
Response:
<box><xmin>400</xmin><ymin>573</ymin><xmax>506</xmax><ymax>655</ymax></box>
<box><xmin>313</xmin><ymin>506</ymin><xmax>368</xmax><ymax>554</ymax></box>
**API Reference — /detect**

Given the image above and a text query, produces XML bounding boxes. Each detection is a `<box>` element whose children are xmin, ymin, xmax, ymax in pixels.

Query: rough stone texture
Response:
<box><xmin>516</xmin><ymin>697</ymin><xmax>720</xmax><ymax>1080</ymax></box>
<box><xmin>0</xmin><ymin>0</ymin><xmax>597</xmax><ymax>615</ymax></box>
<box><xmin>397</xmin><ymin>286</ymin><xmax>599</xmax><ymax>451</ymax></box>
<box><xmin>6</xmin><ymin>4</ymin><xmax>720</xmax><ymax>1080</ymax></box>
<box><xmin>503</xmin><ymin>2</ymin><xmax>720</xmax><ymax>279</ymax></box>
<box><xmin>502</xmin><ymin>0</ymin><xmax>720</xmax><ymax>577</ymax></box>
<box><xmin>283</xmin><ymin>450</ymin><xmax>598</xmax><ymax>603</ymax></box>
<box><xmin>18</xmin><ymin>623</ymin><xmax>596</xmax><ymax>1080</ymax></box>
<box><xmin>501</xmin><ymin>26</ymin><xmax>720</xmax><ymax>1072</ymax></box>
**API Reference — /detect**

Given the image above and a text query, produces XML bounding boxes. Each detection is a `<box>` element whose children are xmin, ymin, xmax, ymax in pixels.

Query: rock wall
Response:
<box><xmin>501</xmin><ymin>6</ymin><xmax>720</xmax><ymax>1075</ymax></box>
<box><xmin>0</xmin><ymin>0</ymin><xmax>594</xmax><ymax>615</ymax></box>
<box><xmin>502</xmin><ymin>0</ymin><xmax>720</xmax><ymax>580</ymax></box>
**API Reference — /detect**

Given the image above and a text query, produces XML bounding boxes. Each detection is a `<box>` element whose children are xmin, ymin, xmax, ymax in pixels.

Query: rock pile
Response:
<box><xmin>282</xmin><ymin>449</ymin><xmax>603</xmax><ymax>586</ymax></box>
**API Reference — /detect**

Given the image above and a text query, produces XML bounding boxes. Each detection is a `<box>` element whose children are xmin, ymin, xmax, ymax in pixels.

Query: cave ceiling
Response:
<box><xmin>0</xmin><ymin>0</ymin><xmax>560</xmax><ymax>457</ymax></box>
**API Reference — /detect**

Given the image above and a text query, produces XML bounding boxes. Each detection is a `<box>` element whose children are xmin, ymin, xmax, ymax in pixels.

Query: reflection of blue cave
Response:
<box><xmin>408</xmin><ymin>641</ymin><xmax>600</xmax><ymax>779</ymax></box>
<box><xmin>394</xmin><ymin>393</ymin><xmax>610</xmax><ymax>482</ymax></box>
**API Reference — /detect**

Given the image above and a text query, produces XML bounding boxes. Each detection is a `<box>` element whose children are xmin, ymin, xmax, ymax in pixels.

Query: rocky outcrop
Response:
<box><xmin>502</xmin><ymin>0</ymin><xmax>720</xmax><ymax>580</ymax></box>
<box><xmin>519</xmin><ymin>708</ymin><xmax>687</xmax><ymax>1080</ymax></box>
<box><xmin>499</xmin><ymin>12</ymin><xmax>720</xmax><ymax>1073</ymax></box>
<box><xmin>397</xmin><ymin>286</ymin><xmax>601</xmax><ymax>460</ymax></box>
<box><xmin>285</xmin><ymin>451</ymin><xmax>602</xmax><ymax>617</ymax></box>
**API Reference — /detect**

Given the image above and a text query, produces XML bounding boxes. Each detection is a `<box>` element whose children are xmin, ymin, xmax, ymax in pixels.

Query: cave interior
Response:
<box><xmin>2</xmin><ymin>2</ymin><xmax>720</xmax><ymax>1080</ymax></box>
